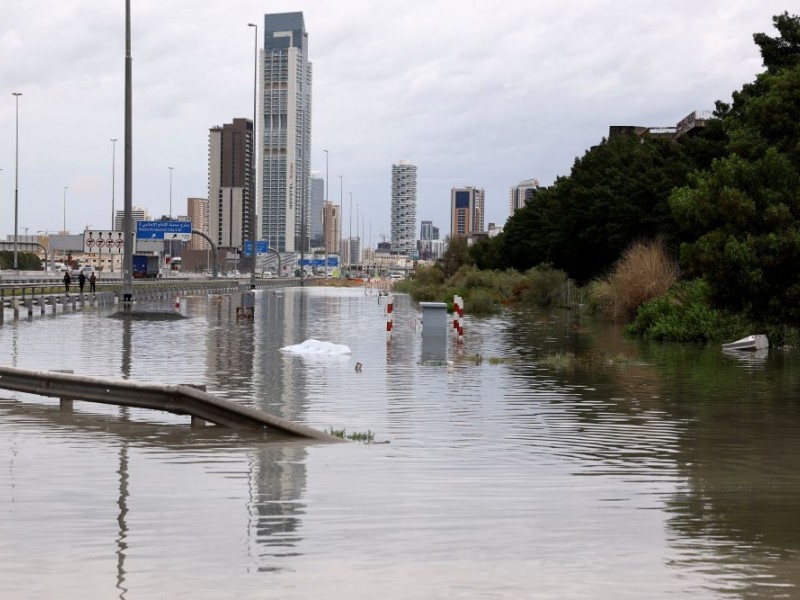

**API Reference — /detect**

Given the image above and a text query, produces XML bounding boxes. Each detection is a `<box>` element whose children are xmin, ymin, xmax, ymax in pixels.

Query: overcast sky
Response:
<box><xmin>0</xmin><ymin>1</ymin><xmax>791</xmax><ymax>246</ymax></box>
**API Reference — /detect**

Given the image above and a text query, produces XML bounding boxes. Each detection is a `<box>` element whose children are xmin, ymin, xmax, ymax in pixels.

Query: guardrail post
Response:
<box><xmin>186</xmin><ymin>384</ymin><xmax>208</xmax><ymax>427</ymax></box>
<box><xmin>26</xmin><ymin>298</ymin><xmax>33</xmax><ymax>317</ymax></box>
<box><xmin>54</xmin><ymin>369</ymin><xmax>75</xmax><ymax>411</ymax></box>
<box><xmin>39</xmin><ymin>293</ymin><xmax>45</xmax><ymax>315</ymax></box>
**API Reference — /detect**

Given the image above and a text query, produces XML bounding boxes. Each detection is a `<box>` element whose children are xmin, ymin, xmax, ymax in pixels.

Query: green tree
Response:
<box><xmin>670</xmin><ymin>13</ymin><xmax>800</xmax><ymax>324</ymax></box>
<box><xmin>498</xmin><ymin>133</ymin><xmax>703</xmax><ymax>283</ymax></box>
<box><xmin>440</xmin><ymin>236</ymin><xmax>470</xmax><ymax>277</ymax></box>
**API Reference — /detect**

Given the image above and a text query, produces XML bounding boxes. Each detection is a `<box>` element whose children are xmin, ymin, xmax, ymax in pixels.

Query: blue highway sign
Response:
<box><xmin>136</xmin><ymin>220</ymin><xmax>192</xmax><ymax>241</ymax></box>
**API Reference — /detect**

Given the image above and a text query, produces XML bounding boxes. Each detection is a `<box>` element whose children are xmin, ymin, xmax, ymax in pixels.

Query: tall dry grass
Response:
<box><xmin>590</xmin><ymin>238</ymin><xmax>679</xmax><ymax>321</ymax></box>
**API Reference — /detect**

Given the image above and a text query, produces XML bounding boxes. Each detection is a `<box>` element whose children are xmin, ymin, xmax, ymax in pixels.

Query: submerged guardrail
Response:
<box><xmin>0</xmin><ymin>366</ymin><xmax>342</xmax><ymax>442</ymax></box>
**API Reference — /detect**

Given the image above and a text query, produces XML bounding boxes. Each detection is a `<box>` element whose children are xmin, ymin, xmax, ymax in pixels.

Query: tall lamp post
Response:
<box><xmin>168</xmin><ymin>166</ymin><xmax>174</xmax><ymax>218</ymax></box>
<box><xmin>12</xmin><ymin>92</ymin><xmax>22</xmax><ymax>271</ymax></box>
<box><xmin>110</xmin><ymin>138</ymin><xmax>118</xmax><ymax>272</ymax></box>
<box><xmin>248</xmin><ymin>22</ymin><xmax>258</xmax><ymax>289</ymax></box>
<box><xmin>168</xmin><ymin>166</ymin><xmax>173</xmax><ymax>276</ymax></box>
<box><xmin>339</xmin><ymin>175</ymin><xmax>343</xmax><ymax>277</ymax></box>
<box><xmin>323</xmin><ymin>149</ymin><xmax>328</xmax><ymax>276</ymax></box>
<box><xmin>348</xmin><ymin>192</ymin><xmax>353</xmax><ymax>272</ymax></box>
<box><xmin>110</xmin><ymin>139</ymin><xmax>118</xmax><ymax>229</ymax></box>
<box><xmin>63</xmin><ymin>187</ymin><xmax>68</xmax><ymax>233</ymax></box>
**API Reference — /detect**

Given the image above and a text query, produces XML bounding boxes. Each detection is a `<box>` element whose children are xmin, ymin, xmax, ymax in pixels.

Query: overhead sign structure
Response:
<box><xmin>243</xmin><ymin>240</ymin><xmax>268</xmax><ymax>257</ymax></box>
<box><xmin>84</xmin><ymin>230</ymin><xmax>126</xmax><ymax>253</ymax></box>
<box><xmin>136</xmin><ymin>220</ymin><xmax>192</xmax><ymax>241</ymax></box>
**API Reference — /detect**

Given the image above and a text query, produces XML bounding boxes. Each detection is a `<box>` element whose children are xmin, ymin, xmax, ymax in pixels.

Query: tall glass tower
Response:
<box><xmin>261</xmin><ymin>12</ymin><xmax>312</xmax><ymax>253</ymax></box>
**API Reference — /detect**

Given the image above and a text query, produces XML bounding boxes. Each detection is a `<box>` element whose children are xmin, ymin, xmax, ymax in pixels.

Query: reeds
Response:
<box><xmin>590</xmin><ymin>238</ymin><xmax>679</xmax><ymax>321</ymax></box>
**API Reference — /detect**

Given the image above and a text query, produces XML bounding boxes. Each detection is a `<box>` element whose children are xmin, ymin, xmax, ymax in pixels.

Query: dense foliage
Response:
<box><xmin>0</xmin><ymin>251</ymin><xmax>42</xmax><ymax>271</ymax></box>
<box><xmin>670</xmin><ymin>12</ymin><xmax>800</xmax><ymax>325</ymax></box>
<box><xmin>471</xmin><ymin>110</ymin><xmax>726</xmax><ymax>284</ymax></box>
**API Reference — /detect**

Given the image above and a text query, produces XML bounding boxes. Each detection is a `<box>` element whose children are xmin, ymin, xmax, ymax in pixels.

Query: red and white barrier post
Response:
<box><xmin>452</xmin><ymin>295</ymin><xmax>464</xmax><ymax>342</ymax></box>
<box><xmin>453</xmin><ymin>295</ymin><xmax>460</xmax><ymax>336</ymax></box>
<box><xmin>386</xmin><ymin>294</ymin><xmax>394</xmax><ymax>339</ymax></box>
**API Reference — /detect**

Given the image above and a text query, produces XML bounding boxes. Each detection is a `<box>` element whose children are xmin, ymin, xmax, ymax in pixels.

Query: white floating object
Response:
<box><xmin>721</xmin><ymin>334</ymin><xmax>768</xmax><ymax>351</ymax></box>
<box><xmin>280</xmin><ymin>339</ymin><xmax>352</xmax><ymax>356</ymax></box>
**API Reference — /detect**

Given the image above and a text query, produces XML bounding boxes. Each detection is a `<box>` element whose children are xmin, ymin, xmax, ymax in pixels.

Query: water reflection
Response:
<box><xmin>4</xmin><ymin>291</ymin><xmax>800</xmax><ymax>598</ymax></box>
<box><xmin>500</xmin><ymin>307</ymin><xmax>800</xmax><ymax>597</ymax></box>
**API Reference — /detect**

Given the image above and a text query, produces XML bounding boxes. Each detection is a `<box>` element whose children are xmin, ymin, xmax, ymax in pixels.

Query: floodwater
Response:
<box><xmin>1</xmin><ymin>286</ymin><xmax>800</xmax><ymax>599</ymax></box>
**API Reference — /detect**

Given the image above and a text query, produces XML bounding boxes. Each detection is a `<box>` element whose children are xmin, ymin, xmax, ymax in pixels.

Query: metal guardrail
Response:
<box><xmin>0</xmin><ymin>366</ymin><xmax>342</xmax><ymax>442</ymax></box>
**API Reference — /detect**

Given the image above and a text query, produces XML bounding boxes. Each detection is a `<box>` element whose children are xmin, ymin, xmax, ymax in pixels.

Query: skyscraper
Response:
<box><xmin>260</xmin><ymin>12</ymin><xmax>312</xmax><ymax>253</ymax></box>
<box><xmin>450</xmin><ymin>186</ymin><xmax>485</xmax><ymax>238</ymax></box>
<box><xmin>187</xmin><ymin>197</ymin><xmax>209</xmax><ymax>250</ymax></box>
<box><xmin>391</xmin><ymin>160</ymin><xmax>417</xmax><ymax>256</ymax></box>
<box><xmin>208</xmin><ymin>118</ymin><xmax>254</xmax><ymax>251</ymax></box>
<box><xmin>509</xmin><ymin>178</ymin><xmax>539</xmax><ymax>215</ymax></box>
<box><xmin>310</xmin><ymin>172</ymin><xmax>324</xmax><ymax>248</ymax></box>
<box><xmin>322</xmin><ymin>201</ymin><xmax>340</xmax><ymax>254</ymax></box>
<box><xmin>115</xmin><ymin>206</ymin><xmax>150</xmax><ymax>231</ymax></box>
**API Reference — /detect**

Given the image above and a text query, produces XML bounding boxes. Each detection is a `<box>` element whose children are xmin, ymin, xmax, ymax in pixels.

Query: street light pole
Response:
<box><xmin>168</xmin><ymin>166</ymin><xmax>174</xmax><ymax>218</ymax></box>
<box><xmin>356</xmin><ymin>201</ymin><xmax>359</xmax><ymax>274</ymax></box>
<box><xmin>13</xmin><ymin>92</ymin><xmax>22</xmax><ymax>271</ymax></box>
<box><xmin>248</xmin><ymin>22</ymin><xmax>258</xmax><ymax>289</ymax></box>
<box><xmin>110</xmin><ymin>138</ymin><xmax>118</xmax><ymax>271</ymax></box>
<box><xmin>63</xmin><ymin>187</ymin><xmax>68</xmax><ymax>233</ymax></box>
<box><xmin>168</xmin><ymin>166</ymin><xmax>174</xmax><ymax>276</ymax></box>
<box><xmin>349</xmin><ymin>191</ymin><xmax>353</xmax><ymax>272</ymax></box>
<box><xmin>323</xmin><ymin>148</ymin><xmax>328</xmax><ymax>276</ymax></box>
<box><xmin>339</xmin><ymin>175</ymin><xmax>343</xmax><ymax>277</ymax></box>
<box><xmin>111</xmin><ymin>138</ymin><xmax>118</xmax><ymax>229</ymax></box>
<box><xmin>122</xmin><ymin>0</ymin><xmax>134</xmax><ymax>303</ymax></box>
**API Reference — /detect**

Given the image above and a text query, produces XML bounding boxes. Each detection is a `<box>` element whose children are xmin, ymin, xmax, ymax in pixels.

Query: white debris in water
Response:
<box><xmin>280</xmin><ymin>339</ymin><xmax>352</xmax><ymax>356</ymax></box>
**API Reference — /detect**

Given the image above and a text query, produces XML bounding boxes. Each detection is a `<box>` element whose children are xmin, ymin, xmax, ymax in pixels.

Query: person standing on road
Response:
<box><xmin>78</xmin><ymin>271</ymin><xmax>86</xmax><ymax>294</ymax></box>
<box><xmin>63</xmin><ymin>271</ymin><xmax>71</xmax><ymax>293</ymax></box>
<box><xmin>89</xmin><ymin>272</ymin><xmax>97</xmax><ymax>293</ymax></box>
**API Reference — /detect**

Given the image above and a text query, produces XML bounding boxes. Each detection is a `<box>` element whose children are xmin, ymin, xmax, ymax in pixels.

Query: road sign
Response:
<box><xmin>243</xmin><ymin>240</ymin><xmax>268</xmax><ymax>256</ymax></box>
<box><xmin>84</xmin><ymin>230</ymin><xmax>126</xmax><ymax>253</ymax></box>
<box><xmin>136</xmin><ymin>220</ymin><xmax>192</xmax><ymax>241</ymax></box>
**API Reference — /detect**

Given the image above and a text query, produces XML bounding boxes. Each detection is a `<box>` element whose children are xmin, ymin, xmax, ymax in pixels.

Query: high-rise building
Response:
<box><xmin>391</xmin><ymin>160</ymin><xmax>417</xmax><ymax>256</ymax></box>
<box><xmin>187</xmin><ymin>197</ymin><xmax>209</xmax><ymax>250</ymax></box>
<box><xmin>509</xmin><ymin>178</ymin><xmax>539</xmax><ymax>215</ymax></box>
<box><xmin>450</xmin><ymin>186</ymin><xmax>485</xmax><ymax>238</ymax></box>
<box><xmin>322</xmin><ymin>201</ymin><xmax>340</xmax><ymax>254</ymax></box>
<box><xmin>260</xmin><ymin>11</ymin><xmax>313</xmax><ymax>253</ymax></box>
<box><xmin>115</xmin><ymin>206</ymin><xmax>150</xmax><ymax>231</ymax></box>
<box><xmin>208</xmin><ymin>118</ymin><xmax>254</xmax><ymax>251</ymax></box>
<box><xmin>420</xmin><ymin>220</ymin><xmax>439</xmax><ymax>241</ymax></box>
<box><xmin>310</xmin><ymin>172</ymin><xmax>324</xmax><ymax>248</ymax></box>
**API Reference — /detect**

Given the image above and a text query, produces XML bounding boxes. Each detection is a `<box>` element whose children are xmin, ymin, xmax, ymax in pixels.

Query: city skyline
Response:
<box><xmin>0</xmin><ymin>1</ymin><xmax>789</xmax><ymax>245</ymax></box>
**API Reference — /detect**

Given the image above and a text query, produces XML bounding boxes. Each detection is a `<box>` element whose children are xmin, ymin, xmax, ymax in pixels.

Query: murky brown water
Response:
<box><xmin>1</xmin><ymin>287</ymin><xmax>799</xmax><ymax>599</ymax></box>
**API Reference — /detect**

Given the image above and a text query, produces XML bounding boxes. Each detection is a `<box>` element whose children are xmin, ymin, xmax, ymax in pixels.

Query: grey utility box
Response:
<box><xmin>419</xmin><ymin>302</ymin><xmax>448</xmax><ymax>362</ymax></box>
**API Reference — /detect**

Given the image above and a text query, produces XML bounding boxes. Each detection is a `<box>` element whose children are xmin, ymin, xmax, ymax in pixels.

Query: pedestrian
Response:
<box><xmin>63</xmin><ymin>271</ymin><xmax>71</xmax><ymax>293</ymax></box>
<box><xmin>78</xmin><ymin>271</ymin><xmax>86</xmax><ymax>294</ymax></box>
<box><xmin>89</xmin><ymin>272</ymin><xmax>97</xmax><ymax>293</ymax></box>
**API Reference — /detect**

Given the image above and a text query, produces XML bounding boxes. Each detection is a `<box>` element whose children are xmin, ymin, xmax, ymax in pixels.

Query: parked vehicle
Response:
<box><xmin>132</xmin><ymin>254</ymin><xmax>160</xmax><ymax>278</ymax></box>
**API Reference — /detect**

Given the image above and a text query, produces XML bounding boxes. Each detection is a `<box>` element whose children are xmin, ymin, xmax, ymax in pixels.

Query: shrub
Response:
<box><xmin>463</xmin><ymin>289</ymin><xmax>501</xmax><ymax>315</ymax></box>
<box><xmin>519</xmin><ymin>266</ymin><xmax>571</xmax><ymax>307</ymax></box>
<box><xmin>591</xmin><ymin>238</ymin><xmax>679</xmax><ymax>321</ymax></box>
<box><xmin>627</xmin><ymin>278</ymin><xmax>750</xmax><ymax>342</ymax></box>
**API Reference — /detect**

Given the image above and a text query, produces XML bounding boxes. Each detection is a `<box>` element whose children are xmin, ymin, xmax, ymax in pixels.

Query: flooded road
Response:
<box><xmin>1</xmin><ymin>286</ymin><xmax>799</xmax><ymax>599</ymax></box>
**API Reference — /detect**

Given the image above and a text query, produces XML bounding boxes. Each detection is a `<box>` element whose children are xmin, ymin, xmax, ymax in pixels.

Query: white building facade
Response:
<box><xmin>391</xmin><ymin>160</ymin><xmax>417</xmax><ymax>257</ymax></box>
<box><xmin>509</xmin><ymin>178</ymin><xmax>539</xmax><ymax>215</ymax></box>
